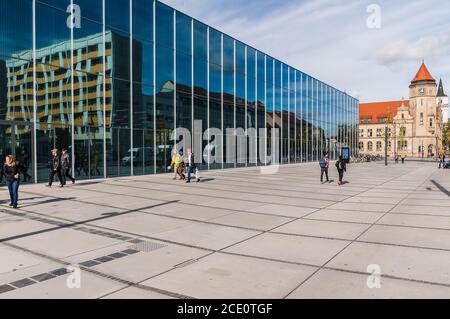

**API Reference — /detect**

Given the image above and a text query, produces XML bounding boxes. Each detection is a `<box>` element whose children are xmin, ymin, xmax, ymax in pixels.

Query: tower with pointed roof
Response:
<box><xmin>408</xmin><ymin>61</ymin><xmax>443</xmax><ymax>156</ymax></box>
<box><xmin>437</xmin><ymin>78</ymin><xmax>448</xmax><ymax>124</ymax></box>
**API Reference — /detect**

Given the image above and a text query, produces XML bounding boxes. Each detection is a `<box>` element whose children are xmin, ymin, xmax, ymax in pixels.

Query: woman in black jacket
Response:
<box><xmin>2</xmin><ymin>155</ymin><xmax>23</xmax><ymax>208</ymax></box>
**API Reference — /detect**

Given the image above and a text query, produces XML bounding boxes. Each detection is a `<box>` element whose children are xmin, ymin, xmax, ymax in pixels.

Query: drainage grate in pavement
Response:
<box><xmin>10</xmin><ymin>278</ymin><xmax>36</xmax><ymax>289</ymax></box>
<box><xmin>0</xmin><ymin>285</ymin><xmax>15</xmax><ymax>294</ymax></box>
<box><xmin>0</xmin><ymin>248</ymin><xmax>144</xmax><ymax>295</ymax></box>
<box><xmin>130</xmin><ymin>241</ymin><xmax>167</xmax><ymax>253</ymax></box>
<box><xmin>31</xmin><ymin>273</ymin><xmax>57</xmax><ymax>282</ymax></box>
<box><xmin>79</xmin><ymin>260</ymin><xmax>101</xmax><ymax>268</ymax></box>
<box><xmin>94</xmin><ymin>256</ymin><xmax>114</xmax><ymax>263</ymax></box>
<box><xmin>108</xmin><ymin>252</ymin><xmax>127</xmax><ymax>259</ymax></box>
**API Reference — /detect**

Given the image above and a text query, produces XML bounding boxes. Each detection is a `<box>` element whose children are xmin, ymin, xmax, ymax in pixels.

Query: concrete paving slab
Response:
<box><xmin>378</xmin><ymin>213</ymin><xmax>450</xmax><ymax>230</ymax></box>
<box><xmin>247</xmin><ymin>204</ymin><xmax>317</xmax><ymax>218</ymax></box>
<box><xmin>327</xmin><ymin>242</ymin><xmax>450</xmax><ymax>285</ymax></box>
<box><xmin>101</xmin><ymin>286</ymin><xmax>175</xmax><ymax>299</ymax></box>
<box><xmin>9</xmin><ymin>228</ymin><xmax>122</xmax><ymax>259</ymax></box>
<box><xmin>288</xmin><ymin>269</ymin><xmax>450</xmax><ymax>299</ymax></box>
<box><xmin>0</xmin><ymin>245</ymin><xmax>48</xmax><ymax>275</ymax></box>
<box><xmin>359</xmin><ymin>224</ymin><xmax>450</xmax><ymax>250</ymax></box>
<box><xmin>224</xmin><ymin>233</ymin><xmax>350</xmax><ymax>266</ymax></box>
<box><xmin>141</xmin><ymin>252</ymin><xmax>317</xmax><ymax>299</ymax></box>
<box><xmin>210</xmin><ymin>212</ymin><xmax>293</xmax><ymax>231</ymax></box>
<box><xmin>273</xmin><ymin>219</ymin><xmax>370</xmax><ymax>240</ymax></box>
<box><xmin>305</xmin><ymin>209</ymin><xmax>383</xmax><ymax>224</ymax></box>
<box><xmin>64</xmin><ymin>241</ymin><xmax>209</xmax><ymax>283</ymax></box>
<box><xmin>327</xmin><ymin>202</ymin><xmax>395</xmax><ymax>213</ymax></box>
<box><xmin>153</xmin><ymin>223</ymin><xmax>260</xmax><ymax>250</ymax></box>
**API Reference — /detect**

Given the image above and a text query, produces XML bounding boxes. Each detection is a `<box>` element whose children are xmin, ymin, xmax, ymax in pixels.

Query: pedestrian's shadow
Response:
<box><xmin>341</xmin><ymin>181</ymin><xmax>350</xmax><ymax>185</ymax></box>
<box><xmin>199</xmin><ymin>178</ymin><xmax>215</xmax><ymax>183</ymax></box>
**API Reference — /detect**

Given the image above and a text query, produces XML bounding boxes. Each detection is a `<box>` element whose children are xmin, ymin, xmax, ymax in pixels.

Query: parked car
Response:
<box><xmin>121</xmin><ymin>147</ymin><xmax>154</xmax><ymax>166</ymax></box>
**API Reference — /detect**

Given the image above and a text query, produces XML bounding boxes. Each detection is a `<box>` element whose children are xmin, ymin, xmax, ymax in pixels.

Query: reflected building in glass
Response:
<box><xmin>0</xmin><ymin>0</ymin><xmax>359</xmax><ymax>183</ymax></box>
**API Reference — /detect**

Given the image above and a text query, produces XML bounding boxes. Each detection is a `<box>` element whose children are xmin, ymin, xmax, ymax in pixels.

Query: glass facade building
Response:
<box><xmin>0</xmin><ymin>0</ymin><xmax>359</xmax><ymax>183</ymax></box>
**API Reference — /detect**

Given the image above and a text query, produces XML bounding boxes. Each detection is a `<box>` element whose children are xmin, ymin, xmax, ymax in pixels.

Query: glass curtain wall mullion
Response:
<box><xmin>173</xmin><ymin>9</ymin><xmax>176</xmax><ymax>156</ymax></box>
<box><xmin>221</xmin><ymin>33</ymin><xmax>224</xmax><ymax>169</ymax></box>
<box><xmin>294</xmin><ymin>70</ymin><xmax>297</xmax><ymax>163</ymax></box>
<box><xmin>299</xmin><ymin>72</ymin><xmax>302</xmax><ymax>163</ymax></box>
<box><xmin>153</xmin><ymin>0</ymin><xmax>156</xmax><ymax>173</ymax></box>
<box><xmin>244</xmin><ymin>45</ymin><xmax>247</xmax><ymax>167</ymax></box>
<box><xmin>33</xmin><ymin>0</ymin><xmax>37</xmax><ymax>183</ymax></box>
<box><xmin>191</xmin><ymin>19</ymin><xmax>194</xmax><ymax>153</ymax></box>
<box><xmin>130</xmin><ymin>0</ymin><xmax>133</xmax><ymax>176</ymax></box>
<box><xmin>207</xmin><ymin>27</ymin><xmax>210</xmax><ymax>170</ymax></box>
<box><xmin>103</xmin><ymin>0</ymin><xmax>107</xmax><ymax>178</ymax></box>
<box><xmin>254</xmin><ymin>51</ymin><xmax>258</xmax><ymax>165</ymax></box>
<box><xmin>233</xmin><ymin>40</ymin><xmax>236</xmax><ymax>168</ymax></box>
<box><xmin>287</xmin><ymin>67</ymin><xmax>290</xmax><ymax>164</ymax></box>
<box><xmin>70</xmin><ymin>0</ymin><xmax>75</xmax><ymax>177</ymax></box>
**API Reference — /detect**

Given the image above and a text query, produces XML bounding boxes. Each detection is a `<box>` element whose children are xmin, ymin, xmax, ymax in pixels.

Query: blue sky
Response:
<box><xmin>160</xmin><ymin>0</ymin><xmax>450</xmax><ymax>102</ymax></box>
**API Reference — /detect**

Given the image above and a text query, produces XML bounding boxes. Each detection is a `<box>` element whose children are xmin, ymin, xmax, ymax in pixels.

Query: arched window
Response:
<box><xmin>368</xmin><ymin>141</ymin><xmax>373</xmax><ymax>151</ymax></box>
<box><xmin>358</xmin><ymin>142</ymin><xmax>364</xmax><ymax>151</ymax></box>
<box><xmin>376</xmin><ymin>141</ymin><xmax>382</xmax><ymax>152</ymax></box>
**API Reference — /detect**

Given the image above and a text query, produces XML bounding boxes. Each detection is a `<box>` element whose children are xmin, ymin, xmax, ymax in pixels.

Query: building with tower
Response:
<box><xmin>437</xmin><ymin>79</ymin><xmax>449</xmax><ymax>124</ymax></box>
<box><xmin>359</xmin><ymin>62</ymin><xmax>446</xmax><ymax>158</ymax></box>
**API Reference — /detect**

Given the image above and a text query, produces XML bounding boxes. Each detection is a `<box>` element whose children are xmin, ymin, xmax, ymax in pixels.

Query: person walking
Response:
<box><xmin>46</xmin><ymin>149</ymin><xmax>63</xmax><ymax>188</ymax></box>
<box><xmin>335</xmin><ymin>155</ymin><xmax>347</xmax><ymax>186</ymax></box>
<box><xmin>178</xmin><ymin>151</ymin><xmax>186</xmax><ymax>180</ymax></box>
<box><xmin>2</xmin><ymin>155</ymin><xmax>24</xmax><ymax>208</ymax></box>
<box><xmin>170</xmin><ymin>149</ymin><xmax>182</xmax><ymax>180</ymax></box>
<box><xmin>319</xmin><ymin>152</ymin><xmax>330</xmax><ymax>184</ymax></box>
<box><xmin>186</xmin><ymin>148</ymin><xmax>199</xmax><ymax>183</ymax></box>
<box><xmin>61</xmin><ymin>148</ymin><xmax>75</xmax><ymax>185</ymax></box>
<box><xmin>439</xmin><ymin>153</ymin><xmax>446</xmax><ymax>169</ymax></box>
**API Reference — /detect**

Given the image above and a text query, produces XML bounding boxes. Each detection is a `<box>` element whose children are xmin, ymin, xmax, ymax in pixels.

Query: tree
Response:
<box><xmin>443</xmin><ymin>122</ymin><xmax>450</xmax><ymax>149</ymax></box>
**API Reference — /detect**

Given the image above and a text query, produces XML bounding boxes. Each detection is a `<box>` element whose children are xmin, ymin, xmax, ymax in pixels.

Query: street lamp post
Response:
<box><xmin>385</xmin><ymin>126</ymin><xmax>388</xmax><ymax>166</ymax></box>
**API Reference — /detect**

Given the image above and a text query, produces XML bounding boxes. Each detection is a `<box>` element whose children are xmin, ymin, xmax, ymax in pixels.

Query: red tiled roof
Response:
<box><xmin>412</xmin><ymin>62</ymin><xmax>435</xmax><ymax>82</ymax></box>
<box><xmin>359</xmin><ymin>100</ymin><xmax>409</xmax><ymax>123</ymax></box>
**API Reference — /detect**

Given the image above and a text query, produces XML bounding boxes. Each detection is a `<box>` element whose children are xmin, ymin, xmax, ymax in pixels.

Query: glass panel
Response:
<box><xmin>0</xmin><ymin>0</ymin><xmax>33</xmax><ymax>59</ymax></box>
<box><xmin>155</xmin><ymin>2</ymin><xmax>174</xmax><ymax>173</ymax></box>
<box><xmin>223</xmin><ymin>35</ymin><xmax>234</xmax><ymax>168</ymax></box>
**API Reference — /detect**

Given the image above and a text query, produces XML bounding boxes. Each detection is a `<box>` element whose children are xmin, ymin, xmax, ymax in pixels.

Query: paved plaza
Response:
<box><xmin>1</xmin><ymin>161</ymin><xmax>450</xmax><ymax>299</ymax></box>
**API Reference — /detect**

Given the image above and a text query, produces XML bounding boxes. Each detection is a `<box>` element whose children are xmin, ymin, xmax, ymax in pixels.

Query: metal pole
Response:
<box><xmin>385</xmin><ymin>126</ymin><xmax>388</xmax><ymax>166</ymax></box>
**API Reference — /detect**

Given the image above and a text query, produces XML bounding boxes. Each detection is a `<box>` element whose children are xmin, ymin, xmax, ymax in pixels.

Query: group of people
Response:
<box><xmin>319</xmin><ymin>153</ymin><xmax>347</xmax><ymax>186</ymax></box>
<box><xmin>46</xmin><ymin>148</ymin><xmax>76</xmax><ymax>188</ymax></box>
<box><xmin>170</xmin><ymin>148</ymin><xmax>200</xmax><ymax>183</ymax></box>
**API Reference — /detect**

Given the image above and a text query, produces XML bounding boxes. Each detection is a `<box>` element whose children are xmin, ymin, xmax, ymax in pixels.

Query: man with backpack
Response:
<box><xmin>335</xmin><ymin>155</ymin><xmax>347</xmax><ymax>186</ymax></box>
<box><xmin>319</xmin><ymin>153</ymin><xmax>330</xmax><ymax>184</ymax></box>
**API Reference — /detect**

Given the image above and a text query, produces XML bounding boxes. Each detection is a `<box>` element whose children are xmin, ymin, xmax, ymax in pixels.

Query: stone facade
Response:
<box><xmin>359</xmin><ymin>62</ymin><xmax>446</xmax><ymax>158</ymax></box>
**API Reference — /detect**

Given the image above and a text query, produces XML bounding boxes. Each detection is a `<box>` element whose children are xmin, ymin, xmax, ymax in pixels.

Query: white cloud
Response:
<box><xmin>373</xmin><ymin>34</ymin><xmax>450</xmax><ymax>67</ymax></box>
<box><xmin>160</xmin><ymin>0</ymin><xmax>450</xmax><ymax>102</ymax></box>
